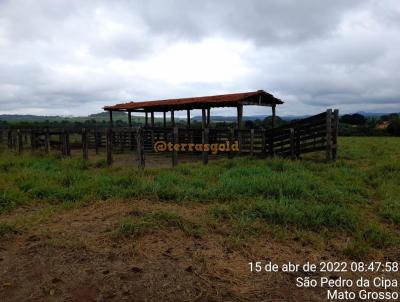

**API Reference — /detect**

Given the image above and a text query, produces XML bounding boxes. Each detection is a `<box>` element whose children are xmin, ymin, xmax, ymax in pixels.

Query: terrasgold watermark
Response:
<box><xmin>154</xmin><ymin>141</ymin><xmax>239</xmax><ymax>154</ymax></box>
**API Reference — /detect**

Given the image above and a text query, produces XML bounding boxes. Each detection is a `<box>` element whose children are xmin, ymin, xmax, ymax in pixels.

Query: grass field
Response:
<box><xmin>0</xmin><ymin>137</ymin><xmax>399</xmax><ymax>301</ymax></box>
<box><xmin>1</xmin><ymin>137</ymin><xmax>400</xmax><ymax>254</ymax></box>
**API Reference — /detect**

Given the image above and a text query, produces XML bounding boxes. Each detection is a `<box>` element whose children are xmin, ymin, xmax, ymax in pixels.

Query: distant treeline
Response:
<box><xmin>0</xmin><ymin>112</ymin><xmax>399</xmax><ymax>136</ymax></box>
<box><xmin>338</xmin><ymin>113</ymin><xmax>400</xmax><ymax>136</ymax></box>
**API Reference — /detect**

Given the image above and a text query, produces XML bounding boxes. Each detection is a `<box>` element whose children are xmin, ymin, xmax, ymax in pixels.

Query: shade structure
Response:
<box><xmin>103</xmin><ymin>90</ymin><xmax>283</xmax><ymax>112</ymax></box>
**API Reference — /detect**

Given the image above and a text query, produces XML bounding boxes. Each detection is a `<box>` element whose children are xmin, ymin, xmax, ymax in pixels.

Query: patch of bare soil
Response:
<box><xmin>0</xmin><ymin>200</ymin><xmax>356</xmax><ymax>302</ymax></box>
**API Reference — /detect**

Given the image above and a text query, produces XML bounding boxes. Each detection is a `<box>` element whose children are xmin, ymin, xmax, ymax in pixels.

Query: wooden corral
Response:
<box><xmin>0</xmin><ymin>109</ymin><xmax>339</xmax><ymax>168</ymax></box>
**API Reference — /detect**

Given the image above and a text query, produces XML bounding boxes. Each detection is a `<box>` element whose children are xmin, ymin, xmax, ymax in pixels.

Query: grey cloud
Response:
<box><xmin>135</xmin><ymin>0</ymin><xmax>365</xmax><ymax>45</ymax></box>
<box><xmin>0</xmin><ymin>0</ymin><xmax>399</xmax><ymax>116</ymax></box>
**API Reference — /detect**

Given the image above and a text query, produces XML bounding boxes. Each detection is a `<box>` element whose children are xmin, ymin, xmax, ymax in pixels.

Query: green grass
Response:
<box><xmin>343</xmin><ymin>224</ymin><xmax>395</xmax><ymax>260</ymax></box>
<box><xmin>211</xmin><ymin>197</ymin><xmax>357</xmax><ymax>231</ymax></box>
<box><xmin>117</xmin><ymin>211</ymin><xmax>203</xmax><ymax>238</ymax></box>
<box><xmin>1</xmin><ymin>137</ymin><xmax>400</xmax><ymax>258</ymax></box>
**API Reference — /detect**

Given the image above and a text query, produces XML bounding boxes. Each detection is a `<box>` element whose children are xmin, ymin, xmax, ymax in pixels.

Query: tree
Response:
<box><xmin>262</xmin><ymin>116</ymin><xmax>285</xmax><ymax>128</ymax></box>
<box><xmin>340</xmin><ymin>114</ymin><xmax>366</xmax><ymax>125</ymax></box>
<box><xmin>381</xmin><ymin>113</ymin><xmax>399</xmax><ymax>121</ymax></box>
<box><xmin>387</xmin><ymin>118</ymin><xmax>400</xmax><ymax>136</ymax></box>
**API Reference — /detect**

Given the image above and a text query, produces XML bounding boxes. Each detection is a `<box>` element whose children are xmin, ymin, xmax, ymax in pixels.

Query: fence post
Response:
<box><xmin>261</xmin><ymin>129</ymin><xmax>266</xmax><ymax>158</ymax></box>
<box><xmin>17</xmin><ymin>129</ymin><xmax>23</xmax><ymax>154</ymax></box>
<box><xmin>130</xmin><ymin>129</ymin><xmax>135</xmax><ymax>150</ymax></box>
<box><xmin>250</xmin><ymin>129</ymin><xmax>254</xmax><ymax>156</ymax></box>
<box><xmin>8</xmin><ymin>130</ymin><xmax>12</xmax><ymax>150</ymax></box>
<box><xmin>290</xmin><ymin>128</ymin><xmax>295</xmax><ymax>160</ymax></box>
<box><xmin>63</xmin><ymin>130</ymin><xmax>71</xmax><ymax>156</ymax></box>
<box><xmin>94</xmin><ymin>132</ymin><xmax>99</xmax><ymax>155</ymax></box>
<box><xmin>172</xmin><ymin>126</ymin><xmax>178</xmax><ymax>167</ymax></box>
<box><xmin>202</xmin><ymin>128</ymin><xmax>209</xmax><ymax>165</ymax></box>
<box><xmin>268</xmin><ymin>129</ymin><xmax>274</xmax><ymax>157</ymax></box>
<box><xmin>45</xmin><ymin>130</ymin><xmax>50</xmax><ymax>153</ymax></box>
<box><xmin>238</xmin><ymin>129</ymin><xmax>242</xmax><ymax>155</ymax></box>
<box><xmin>30</xmin><ymin>131</ymin><xmax>36</xmax><ymax>152</ymax></box>
<box><xmin>58</xmin><ymin>132</ymin><xmax>64</xmax><ymax>155</ymax></box>
<box><xmin>332</xmin><ymin>109</ymin><xmax>339</xmax><ymax>161</ymax></box>
<box><xmin>82</xmin><ymin>128</ymin><xmax>88</xmax><ymax>160</ymax></box>
<box><xmin>229</xmin><ymin>128</ymin><xmax>235</xmax><ymax>159</ymax></box>
<box><xmin>326</xmin><ymin>109</ymin><xmax>333</xmax><ymax>161</ymax></box>
<box><xmin>136</xmin><ymin>127</ymin><xmax>145</xmax><ymax>168</ymax></box>
<box><xmin>106</xmin><ymin>128</ymin><xmax>113</xmax><ymax>166</ymax></box>
<box><xmin>62</xmin><ymin>130</ymin><xmax>66</xmax><ymax>155</ymax></box>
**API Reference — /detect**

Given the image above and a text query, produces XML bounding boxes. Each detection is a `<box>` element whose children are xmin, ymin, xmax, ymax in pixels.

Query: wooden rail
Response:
<box><xmin>0</xmin><ymin>109</ymin><xmax>338</xmax><ymax>167</ymax></box>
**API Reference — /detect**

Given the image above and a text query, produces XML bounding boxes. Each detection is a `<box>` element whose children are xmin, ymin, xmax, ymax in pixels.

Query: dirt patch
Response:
<box><xmin>0</xmin><ymin>200</ymin><xmax>356</xmax><ymax>301</ymax></box>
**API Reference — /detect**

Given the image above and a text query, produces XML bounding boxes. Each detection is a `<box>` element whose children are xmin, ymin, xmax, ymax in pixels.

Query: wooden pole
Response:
<box><xmin>290</xmin><ymin>128</ymin><xmax>295</xmax><ymax>160</ymax></box>
<box><xmin>206</xmin><ymin>108</ymin><xmax>210</xmax><ymax>127</ymax></box>
<box><xmin>65</xmin><ymin>131</ymin><xmax>71</xmax><ymax>156</ymax></box>
<box><xmin>9</xmin><ymin>130</ymin><xmax>14</xmax><ymax>150</ymax></box>
<box><xmin>296</xmin><ymin>128</ymin><xmax>301</xmax><ymax>159</ymax></box>
<box><xmin>136</xmin><ymin>127</ymin><xmax>145</xmax><ymax>168</ymax></box>
<box><xmin>106</xmin><ymin>128</ymin><xmax>113</xmax><ymax>165</ymax></box>
<box><xmin>171</xmin><ymin>110</ymin><xmax>175</xmax><ymax>127</ymax></box>
<box><xmin>271</xmin><ymin>105</ymin><xmax>276</xmax><ymax>129</ymax></box>
<box><xmin>326</xmin><ymin>109</ymin><xmax>332</xmax><ymax>161</ymax></box>
<box><xmin>6</xmin><ymin>130</ymin><xmax>11</xmax><ymax>150</ymax></box>
<box><xmin>261</xmin><ymin>129</ymin><xmax>266</xmax><ymax>158</ymax></box>
<box><xmin>187</xmin><ymin>109</ymin><xmax>191</xmax><ymax>128</ymax></box>
<box><xmin>237</xmin><ymin>104</ymin><xmax>243</xmax><ymax>153</ymax></box>
<box><xmin>268</xmin><ymin>105</ymin><xmax>276</xmax><ymax>157</ymax></box>
<box><xmin>59</xmin><ymin>132</ymin><xmax>63</xmax><ymax>155</ymax></box>
<box><xmin>45</xmin><ymin>130</ymin><xmax>50</xmax><ymax>153</ymax></box>
<box><xmin>128</xmin><ymin>111</ymin><xmax>132</xmax><ymax>127</ymax></box>
<box><xmin>332</xmin><ymin>109</ymin><xmax>339</xmax><ymax>161</ymax></box>
<box><xmin>268</xmin><ymin>130</ymin><xmax>274</xmax><ymax>157</ymax></box>
<box><xmin>237</xmin><ymin>105</ymin><xmax>243</xmax><ymax>129</ymax></box>
<box><xmin>229</xmin><ymin>128</ymin><xmax>235</xmax><ymax>159</ymax></box>
<box><xmin>145</xmin><ymin>112</ymin><xmax>148</xmax><ymax>127</ymax></box>
<box><xmin>62</xmin><ymin>130</ymin><xmax>68</xmax><ymax>156</ymax></box>
<box><xmin>94</xmin><ymin>132</ymin><xmax>99</xmax><ymax>155</ymax></box>
<box><xmin>172</xmin><ymin>126</ymin><xmax>178</xmax><ymax>167</ymax></box>
<box><xmin>13</xmin><ymin>131</ymin><xmax>17</xmax><ymax>150</ymax></box>
<box><xmin>151</xmin><ymin>112</ymin><xmax>155</xmax><ymax>127</ymax></box>
<box><xmin>202</xmin><ymin>128</ymin><xmax>209</xmax><ymax>165</ymax></box>
<box><xmin>109</xmin><ymin>110</ymin><xmax>113</xmax><ymax>128</ymax></box>
<box><xmin>163</xmin><ymin>112</ymin><xmax>167</xmax><ymax>127</ymax></box>
<box><xmin>17</xmin><ymin>129</ymin><xmax>22</xmax><ymax>154</ymax></box>
<box><xmin>82</xmin><ymin>128</ymin><xmax>88</xmax><ymax>160</ymax></box>
<box><xmin>128</xmin><ymin>112</ymin><xmax>134</xmax><ymax>150</ymax></box>
<box><xmin>201</xmin><ymin>109</ymin><xmax>206</xmax><ymax>129</ymax></box>
<box><xmin>250</xmin><ymin>129</ymin><xmax>254</xmax><ymax>156</ymax></box>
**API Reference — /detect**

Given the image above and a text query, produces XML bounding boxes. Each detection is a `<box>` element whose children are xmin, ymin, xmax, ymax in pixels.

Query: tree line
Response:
<box><xmin>0</xmin><ymin>113</ymin><xmax>399</xmax><ymax>136</ymax></box>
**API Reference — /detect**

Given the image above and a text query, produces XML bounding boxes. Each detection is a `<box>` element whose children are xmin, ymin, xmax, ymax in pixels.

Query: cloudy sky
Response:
<box><xmin>0</xmin><ymin>0</ymin><xmax>399</xmax><ymax>117</ymax></box>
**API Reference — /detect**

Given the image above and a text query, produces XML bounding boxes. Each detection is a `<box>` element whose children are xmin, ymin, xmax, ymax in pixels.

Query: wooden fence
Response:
<box><xmin>0</xmin><ymin>109</ymin><xmax>338</xmax><ymax>167</ymax></box>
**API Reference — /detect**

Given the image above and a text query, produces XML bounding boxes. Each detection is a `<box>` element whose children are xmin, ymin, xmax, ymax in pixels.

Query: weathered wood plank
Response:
<box><xmin>202</xmin><ymin>128</ymin><xmax>209</xmax><ymax>165</ymax></box>
<box><xmin>136</xmin><ymin>127</ymin><xmax>145</xmax><ymax>168</ymax></box>
<box><xmin>172</xmin><ymin>126</ymin><xmax>178</xmax><ymax>167</ymax></box>
<box><xmin>332</xmin><ymin>109</ymin><xmax>339</xmax><ymax>161</ymax></box>
<box><xmin>82</xmin><ymin>128</ymin><xmax>88</xmax><ymax>160</ymax></box>
<box><xmin>106</xmin><ymin>128</ymin><xmax>113</xmax><ymax>166</ymax></box>
<box><xmin>326</xmin><ymin>109</ymin><xmax>332</xmax><ymax>161</ymax></box>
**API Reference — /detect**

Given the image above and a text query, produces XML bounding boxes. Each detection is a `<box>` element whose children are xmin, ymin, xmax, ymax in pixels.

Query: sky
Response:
<box><xmin>0</xmin><ymin>0</ymin><xmax>399</xmax><ymax>117</ymax></box>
